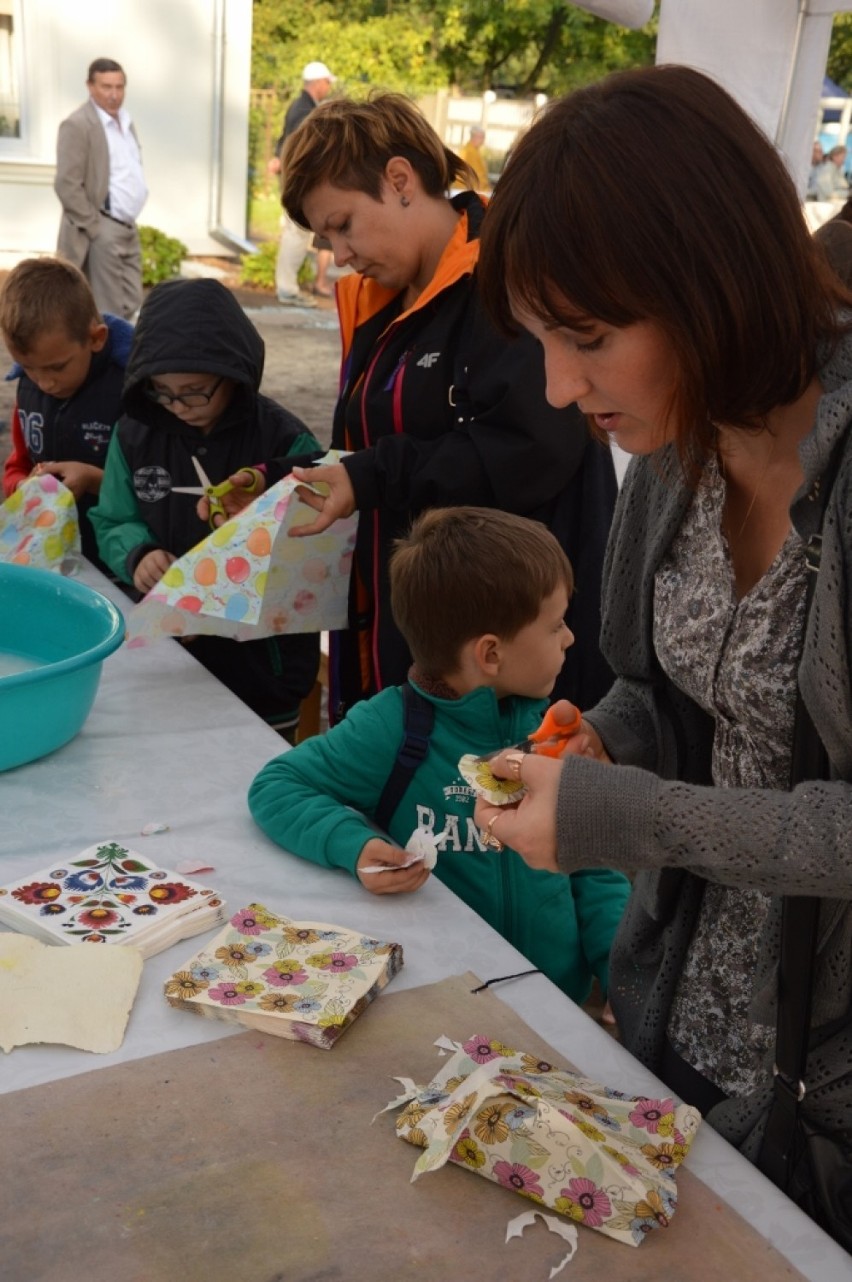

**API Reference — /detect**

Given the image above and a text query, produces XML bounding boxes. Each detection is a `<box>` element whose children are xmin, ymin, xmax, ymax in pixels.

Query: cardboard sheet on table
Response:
<box><xmin>0</xmin><ymin>973</ymin><xmax>806</xmax><ymax>1282</ymax></box>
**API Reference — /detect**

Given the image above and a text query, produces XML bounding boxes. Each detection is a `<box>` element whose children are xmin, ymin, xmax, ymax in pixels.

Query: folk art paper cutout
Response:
<box><xmin>0</xmin><ymin>474</ymin><xmax>82</xmax><ymax>573</ymax></box>
<box><xmin>386</xmin><ymin>1034</ymin><xmax>702</xmax><ymax>1248</ymax></box>
<box><xmin>126</xmin><ymin>450</ymin><xmax>358</xmax><ymax>644</ymax></box>
<box><xmin>164</xmin><ymin>903</ymin><xmax>403</xmax><ymax>1049</ymax></box>
<box><xmin>0</xmin><ymin>840</ymin><xmax>226</xmax><ymax>960</ymax></box>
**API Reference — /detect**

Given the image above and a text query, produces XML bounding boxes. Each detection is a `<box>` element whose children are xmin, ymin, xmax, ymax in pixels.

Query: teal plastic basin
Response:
<box><xmin>0</xmin><ymin>564</ymin><xmax>125</xmax><ymax>771</ymax></box>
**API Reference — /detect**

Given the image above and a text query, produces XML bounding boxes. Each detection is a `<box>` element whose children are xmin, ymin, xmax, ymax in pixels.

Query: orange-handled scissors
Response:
<box><xmin>517</xmin><ymin>703</ymin><xmax>583</xmax><ymax>758</ymax></box>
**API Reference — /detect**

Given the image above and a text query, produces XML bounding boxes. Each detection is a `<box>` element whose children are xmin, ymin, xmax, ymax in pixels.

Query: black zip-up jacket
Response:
<box><xmin>91</xmin><ymin>278</ymin><xmax>322</xmax><ymax>723</ymax></box>
<box><xmin>267</xmin><ymin>192</ymin><xmax>617</xmax><ymax>720</ymax></box>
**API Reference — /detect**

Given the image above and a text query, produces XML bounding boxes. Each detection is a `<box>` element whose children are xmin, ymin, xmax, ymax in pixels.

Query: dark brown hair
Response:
<box><xmin>87</xmin><ymin>58</ymin><xmax>124</xmax><ymax>82</ymax></box>
<box><xmin>479</xmin><ymin>64</ymin><xmax>852</xmax><ymax>476</ymax></box>
<box><xmin>390</xmin><ymin>506</ymin><xmax>573</xmax><ymax>680</ymax></box>
<box><xmin>0</xmin><ymin>257</ymin><xmax>101</xmax><ymax>351</ymax></box>
<box><xmin>281</xmin><ymin>93</ymin><xmax>475</xmax><ymax>229</ymax></box>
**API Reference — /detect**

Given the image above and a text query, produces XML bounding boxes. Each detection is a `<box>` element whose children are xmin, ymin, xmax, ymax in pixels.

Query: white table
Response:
<box><xmin>1</xmin><ymin>565</ymin><xmax>848</xmax><ymax>1281</ymax></box>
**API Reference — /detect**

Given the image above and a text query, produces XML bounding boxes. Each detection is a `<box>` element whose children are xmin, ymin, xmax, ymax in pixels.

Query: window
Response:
<box><xmin>0</xmin><ymin>0</ymin><xmax>19</xmax><ymax>138</ymax></box>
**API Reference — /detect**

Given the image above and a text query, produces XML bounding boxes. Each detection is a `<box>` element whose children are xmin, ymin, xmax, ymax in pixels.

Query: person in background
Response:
<box><xmin>1</xmin><ymin>256</ymin><xmax>132</xmax><ymax>572</ymax></box>
<box><xmin>55</xmin><ymin>58</ymin><xmax>147</xmax><ymax>319</ymax></box>
<box><xmin>249</xmin><ymin>505</ymin><xmax>630</xmax><ymax>1005</ymax></box>
<box><xmin>472</xmin><ymin>64</ymin><xmax>852</xmax><ymax>1243</ymax></box>
<box><xmin>205</xmin><ymin>93</ymin><xmax>617</xmax><ymax>724</ymax></box>
<box><xmin>806</xmin><ymin>139</ymin><xmax>824</xmax><ymax>199</ymax></box>
<box><xmin>90</xmin><ymin>278</ymin><xmax>322</xmax><ymax>736</ymax></box>
<box><xmin>813</xmin><ymin>143</ymin><xmax>849</xmax><ymax>201</ymax></box>
<box><xmin>458</xmin><ymin>125</ymin><xmax>490</xmax><ymax>193</ymax></box>
<box><xmin>268</xmin><ymin>61</ymin><xmax>336</xmax><ymax>306</ymax></box>
<box><xmin>813</xmin><ymin>193</ymin><xmax>852</xmax><ymax>286</ymax></box>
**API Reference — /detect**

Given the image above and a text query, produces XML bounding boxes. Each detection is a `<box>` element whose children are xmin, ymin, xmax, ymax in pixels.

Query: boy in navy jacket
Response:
<box><xmin>1</xmin><ymin>256</ymin><xmax>133</xmax><ymax>570</ymax></box>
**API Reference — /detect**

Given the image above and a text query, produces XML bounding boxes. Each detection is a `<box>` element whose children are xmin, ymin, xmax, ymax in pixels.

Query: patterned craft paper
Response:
<box><xmin>164</xmin><ymin>903</ymin><xmax>404</xmax><ymax>1049</ymax></box>
<box><xmin>0</xmin><ymin>841</ymin><xmax>227</xmax><ymax>961</ymax></box>
<box><xmin>0</xmin><ymin>474</ymin><xmax>81</xmax><ymax>573</ymax></box>
<box><xmin>387</xmin><ymin>1034</ymin><xmax>701</xmax><ymax>1247</ymax></box>
<box><xmin>125</xmin><ymin>450</ymin><xmax>358</xmax><ymax>644</ymax></box>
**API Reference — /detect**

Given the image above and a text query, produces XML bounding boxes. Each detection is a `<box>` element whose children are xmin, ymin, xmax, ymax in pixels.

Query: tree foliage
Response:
<box><xmin>827</xmin><ymin>14</ymin><xmax>852</xmax><ymax>94</ymax></box>
<box><xmin>251</xmin><ymin>0</ymin><xmax>657</xmax><ymax>102</ymax></box>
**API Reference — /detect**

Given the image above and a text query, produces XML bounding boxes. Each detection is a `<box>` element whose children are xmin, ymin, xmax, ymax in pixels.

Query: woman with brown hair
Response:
<box><xmin>215</xmin><ymin>93</ymin><xmax>617</xmax><ymax>723</ymax></box>
<box><xmin>473</xmin><ymin>65</ymin><xmax>852</xmax><ymax>1240</ymax></box>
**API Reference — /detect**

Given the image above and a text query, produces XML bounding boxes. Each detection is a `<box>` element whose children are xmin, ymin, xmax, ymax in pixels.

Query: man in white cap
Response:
<box><xmin>269</xmin><ymin>61</ymin><xmax>336</xmax><ymax>306</ymax></box>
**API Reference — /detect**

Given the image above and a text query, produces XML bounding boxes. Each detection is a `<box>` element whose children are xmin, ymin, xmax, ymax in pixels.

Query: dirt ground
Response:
<box><xmin>0</xmin><ymin>258</ymin><xmax>342</xmax><ymax>454</ymax></box>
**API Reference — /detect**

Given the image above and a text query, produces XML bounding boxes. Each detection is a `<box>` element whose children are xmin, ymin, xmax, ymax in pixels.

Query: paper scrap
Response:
<box><xmin>506</xmin><ymin>1211</ymin><xmax>579</xmax><ymax>1279</ymax></box>
<box><xmin>0</xmin><ymin>933</ymin><xmax>142</xmax><ymax>1054</ymax></box>
<box><xmin>141</xmin><ymin>822</ymin><xmax>170</xmax><ymax>836</ymax></box>
<box><xmin>175</xmin><ymin>859</ymin><xmax>215</xmax><ymax>875</ymax></box>
<box><xmin>360</xmin><ymin>827</ymin><xmax>440</xmax><ymax>875</ymax></box>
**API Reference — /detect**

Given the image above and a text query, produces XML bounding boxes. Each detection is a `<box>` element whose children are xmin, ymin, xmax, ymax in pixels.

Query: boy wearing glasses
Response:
<box><xmin>91</xmin><ymin>277</ymin><xmax>323</xmax><ymax>735</ymax></box>
<box><xmin>1</xmin><ymin>256</ymin><xmax>133</xmax><ymax>573</ymax></box>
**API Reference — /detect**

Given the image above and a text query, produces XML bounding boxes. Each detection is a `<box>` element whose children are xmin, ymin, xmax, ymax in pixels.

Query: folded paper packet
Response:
<box><xmin>386</xmin><ymin>1034</ymin><xmax>701</xmax><ymax>1247</ymax></box>
<box><xmin>0</xmin><ymin>474</ymin><xmax>81</xmax><ymax>573</ymax></box>
<box><xmin>126</xmin><ymin>449</ymin><xmax>358</xmax><ymax>645</ymax></box>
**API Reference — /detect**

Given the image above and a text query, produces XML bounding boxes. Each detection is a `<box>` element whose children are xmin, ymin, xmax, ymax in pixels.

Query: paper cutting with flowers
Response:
<box><xmin>0</xmin><ymin>841</ymin><xmax>226</xmax><ymax>959</ymax></box>
<box><xmin>386</xmin><ymin>1034</ymin><xmax>701</xmax><ymax>1247</ymax></box>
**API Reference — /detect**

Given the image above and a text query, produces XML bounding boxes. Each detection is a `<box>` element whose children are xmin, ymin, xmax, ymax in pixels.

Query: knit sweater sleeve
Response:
<box><xmin>555</xmin><ymin>754</ymin><xmax>852</xmax><ymax>899</ymax></box>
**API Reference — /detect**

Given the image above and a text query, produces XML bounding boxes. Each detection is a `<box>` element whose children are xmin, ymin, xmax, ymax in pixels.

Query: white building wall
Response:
<box><xmin>0</xmin><ymin>0</ymin><xmax>251</xmax><ymax>256</ymax></box>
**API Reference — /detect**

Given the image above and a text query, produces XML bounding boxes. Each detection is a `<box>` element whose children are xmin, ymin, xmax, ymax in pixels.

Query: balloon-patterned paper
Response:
<box><xmin>0</xmin><ymin>474</ymin><xmax>82</xmax><ymax>574</ymax></box>
<box><xmin>126</xmin><ymin>451</ymin><xmax>358</xmax><ymax>644</ymax></box>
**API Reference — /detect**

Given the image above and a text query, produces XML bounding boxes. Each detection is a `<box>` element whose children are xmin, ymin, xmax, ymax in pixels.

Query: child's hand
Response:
<box><xmin>133</xmin><ymin>548</ymin><xmax>176</xmax><ymax>594</ymax></box>
<box><xmin>32</xmin><ymin>460</ymin><xmax>103</xmax><ymax>499</ymax></box>
<box><xmin>356</xmin><ymin>837</ymin><xmax>431</xmax><ymax>895</ymax></box>
<box><xmin>197</xmin><ymin>469</ymin><xmax>265</xmax><ymax>527</ymax></box>
<box><xmin>289</xmin><ymin>463</ymin><xmax>356</xmax><ymax>537</ymax></box>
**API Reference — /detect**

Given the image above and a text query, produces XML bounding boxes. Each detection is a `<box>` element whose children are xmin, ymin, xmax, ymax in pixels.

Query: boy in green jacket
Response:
<box><xmin>249</xmin><ymin>506</ymin><xmax>630</xmax><ymax>1004</ymax></box>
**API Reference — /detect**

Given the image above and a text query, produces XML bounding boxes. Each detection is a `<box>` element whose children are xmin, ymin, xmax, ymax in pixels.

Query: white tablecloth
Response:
<box><xmin>1</xmin><ymin>566</ymin><xmax>848</xmax><ymax>1280</ymax></box>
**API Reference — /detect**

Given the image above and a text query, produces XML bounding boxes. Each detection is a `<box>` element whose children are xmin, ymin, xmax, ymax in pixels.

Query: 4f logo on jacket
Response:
<box><xmin>416</xmin><ymin>352</ymin><xmax>441</xmax><ymax>368</ymax></box>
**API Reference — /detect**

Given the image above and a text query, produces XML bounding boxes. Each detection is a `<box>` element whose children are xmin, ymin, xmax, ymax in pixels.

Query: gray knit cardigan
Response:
<box><xmin>556</xmin><ymin>336</ymin><xmax>852</xmax><ymax>1157</ymax></box>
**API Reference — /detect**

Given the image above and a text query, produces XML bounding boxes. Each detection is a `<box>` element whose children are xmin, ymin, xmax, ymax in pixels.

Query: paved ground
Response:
<box><xmin>0</xmin><ymin>261</ymin><xmax>342</xmax><ymax>455</ymax></box>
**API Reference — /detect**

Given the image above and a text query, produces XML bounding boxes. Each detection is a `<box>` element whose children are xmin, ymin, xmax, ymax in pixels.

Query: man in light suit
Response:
<box><xmin>55</xmin><ymin>58</ymin><xmax>148</xmax><ymax>319</ymax></box>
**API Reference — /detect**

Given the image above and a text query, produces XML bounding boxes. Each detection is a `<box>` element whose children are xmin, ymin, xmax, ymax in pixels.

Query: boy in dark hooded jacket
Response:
<box><xmin>90</xmin><ymin>277</ymin><xmax>322</xmax><ymax>733</ymax></box>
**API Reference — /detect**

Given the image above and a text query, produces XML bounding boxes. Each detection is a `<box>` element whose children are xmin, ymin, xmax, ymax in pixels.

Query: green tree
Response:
<box><xmin>827</xmin><ymin>13</ymin><xmax>852</xmax><ymax>94</ymax></box>
<box><xmin>251</xmin><ymin>0</ymin><xmax>657</xmax><ymax>102</ymax></box>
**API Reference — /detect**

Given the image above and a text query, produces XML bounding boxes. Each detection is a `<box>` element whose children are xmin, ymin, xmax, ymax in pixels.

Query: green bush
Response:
<box><xmin>239</xmin><ymin>240</ymin><xmax>315</xmax><ymax>291</ymax></box>
<box><xmin>138</xmin><ymin>225</ymin><xmax>189</xmax><ymax>287</ymax></box>
<box><xmin>239</xmin><ymin>240</ymin><xmax>278</xmax><ymax>289</ymax></box>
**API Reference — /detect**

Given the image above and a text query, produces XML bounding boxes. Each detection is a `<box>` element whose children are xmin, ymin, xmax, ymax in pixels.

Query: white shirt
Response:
<box><xmin>93</xmin><ymin>101</ymin><xmax>148</xmax><ymax>223</ymax></box>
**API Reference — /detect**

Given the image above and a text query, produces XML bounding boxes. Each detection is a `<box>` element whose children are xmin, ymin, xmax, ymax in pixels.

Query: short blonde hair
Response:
<box><xmin>282</xmin><ymin>92</ymin><xmax>475</xmax><ymax>228</ymax></box>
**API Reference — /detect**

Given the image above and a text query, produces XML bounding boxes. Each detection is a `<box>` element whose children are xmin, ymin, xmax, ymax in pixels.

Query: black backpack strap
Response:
<box><xmin>374</xmin><ymin>682</ymin><xmax>435</xmax><ymax>834</ymax></box>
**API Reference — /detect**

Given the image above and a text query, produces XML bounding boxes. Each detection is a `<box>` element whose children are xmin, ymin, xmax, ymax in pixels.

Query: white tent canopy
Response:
<box><xmin>575</xmin><ymin>0</ymin><xmax>852</xmax><ymax>198</ymax></box>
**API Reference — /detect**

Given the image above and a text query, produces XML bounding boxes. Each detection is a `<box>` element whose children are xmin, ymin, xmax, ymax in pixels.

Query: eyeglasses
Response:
<box><xmin>144</xmin><ymin>376</ymin><xmax>224</xmax><ymax>408</ymax></box>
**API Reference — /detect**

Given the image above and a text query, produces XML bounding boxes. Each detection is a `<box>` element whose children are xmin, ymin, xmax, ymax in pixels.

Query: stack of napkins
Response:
<box><xmin>0</xmin><ymin>841</ymin><xmax>226</xmax><ymax>960</ymax></box>
<box><xmin>164</xmin><ymin>903</ymin><xmax>403</xmax><ymax>1048</ymax></box>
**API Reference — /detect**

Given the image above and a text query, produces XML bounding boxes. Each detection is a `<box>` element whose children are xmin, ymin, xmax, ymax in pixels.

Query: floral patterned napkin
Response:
<box><xmin>386</xmin><ymin>1033</ymin><xmax>701</xmax><ymax>1247</ymax></box>
<box><xmin>164</xmin><ymin>903</ymin><xmax>403</xmax><ymax>1048</ymax></box>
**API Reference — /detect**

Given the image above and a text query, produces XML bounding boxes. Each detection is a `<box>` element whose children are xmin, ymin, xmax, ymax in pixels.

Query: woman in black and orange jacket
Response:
<box><xmin>221</xmin><ymin>95</ymin><xmax>617</xmax><ymax>723</ymax></box>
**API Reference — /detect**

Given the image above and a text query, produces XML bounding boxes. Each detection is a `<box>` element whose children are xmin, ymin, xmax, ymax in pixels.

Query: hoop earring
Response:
<box><xmin>400</xmin><ymin>195</ymin><xmax>410</xmax><ymax>208</ymax></box>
